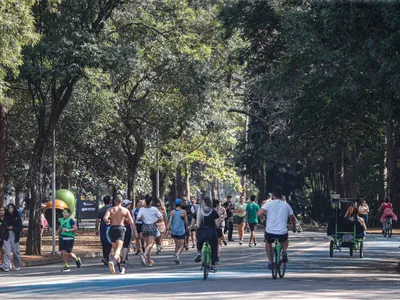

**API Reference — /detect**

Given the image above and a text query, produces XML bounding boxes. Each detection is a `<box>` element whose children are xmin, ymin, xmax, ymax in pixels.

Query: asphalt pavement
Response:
<box><xmin>1</xmin><ymin>230</ymin><xmax>399</xmax><ymax>299</ymax></box>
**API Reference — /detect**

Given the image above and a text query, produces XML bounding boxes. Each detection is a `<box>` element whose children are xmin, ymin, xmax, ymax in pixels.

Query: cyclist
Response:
<box><xmin>378</xmin><ymin>197</ymin><xmax>397</xmax><ymax>233</ymax></box>
<box><xmin>194</xmin><ymin>196</ymin><xmax>221</xmax><ymax>273</ymax></box>
<box><xmin>257</xmin><ymin>189</ymin><xmax>296</xmax><ymax>270</ymax></box>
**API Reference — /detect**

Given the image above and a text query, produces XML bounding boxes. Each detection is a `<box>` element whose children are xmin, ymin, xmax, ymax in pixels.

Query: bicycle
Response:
<box><xmin>201</xmin><ymin>241</ymin><xmax>212</xmax><ymax>280</ymax></box>
<box><xmin>271</xmin><ymin>238</ymin><xmax>286</xmax><ymax>279</ymax></box>
<box><xmin>383</xmin><ymin>217</ymin><xmax>392</xmax><ymax>238</ymax></box>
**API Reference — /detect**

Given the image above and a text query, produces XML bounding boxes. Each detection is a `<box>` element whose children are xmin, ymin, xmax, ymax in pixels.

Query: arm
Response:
<box><xmin>257</xmin><ymin>208</ymin><xmax>267</xmax><ymax>218</ymax></box>
<box><xmin>167</xmin><ymin>210</ymin><xmax>174</xmax><ymax>231</ymax></box>
<box><xmin>103</xmin><ymin>209</ymin><xmax>111</xmax><ymax>225</ymax></box>
<box><xmin>289</xmin><ymin>214</ymin><xmax>297</xmax><ymax>232</ymax></box>
<box><xmin>183</xmin><ymin>210</ymin><xmax>189</xmax><ymax>229</ymax></box>
<box><xmin>378</xmin><ymin>203</ymin><xmax>384</xmax><ymax>212</ymax></box>
<box><xmin>344</xmin><ymin>207</ymin><xmax>349</xmax><ymax>218</ymax></box>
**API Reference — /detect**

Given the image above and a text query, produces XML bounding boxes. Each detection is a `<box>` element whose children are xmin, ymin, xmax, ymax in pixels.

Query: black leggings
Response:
<box><xmin>196</xmin><ymin>228</ymin><xmax>218</xmax><ymax>265</ymax></box>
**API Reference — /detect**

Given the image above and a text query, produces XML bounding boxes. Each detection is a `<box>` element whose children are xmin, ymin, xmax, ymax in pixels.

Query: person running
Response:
<box><xmin>95</xmin><ymin>195</ymin><xmax>112</xmax><ymax>266</ymax></box>
<box><xmin>181</xmin><ymin>197</ymin><xmax>192</xmax><ymax>250</ymax></box>
<box><xmin>257</xmin><ymin>189</ymin><xmax>296</xmax><ymax>270</ymax></box>
<box><xmin>223</xmin><ymin>196</ymin><xmax>234</xmax><ymax>241</ymax></box>
<box><xmin>0</xmin><ymin>207</ymin><xmax>5</xmax><ymax>266</ymax></box>
<box><xmin>194</xmin><ymin>196</ymin><xmax>221</xmax><ymax>273</ymax></box>
<box><xmin>213</xmin><ymin>199</ymin><xmax>226</xmax><ymax>264</ymax></box>
<box><xmin>137</xmin><ymin>196</ymin><xmax>163</xmax><ymax>267</ymax></box>
<box><xmin>121</xmin><ymin>199</ymin><xmax>136</xmax><ymax>266</ymax></box>
<box><xmin>133</xmin><ymin>199</ymin><xmax>145</xmax><ymax>255</ymax></box>
<box><xmin>190</xmin><ymin>197</ymin><xmax>199</xmax><ymax>248</ymax></box>
<box><xmin>234</xmin><ymin>196</ymin><xmax>247</xmax><ymax>245</ymax></box>
<box><xmin>167</xmin><ymin>199</ymin><xmax>188</xmax><ymax>264</ymax></box>
<box><xmin>57</xmin><ymin>208</ymin><xmax>82</xmax><ymax>272</ymax></box>
<box><xmin>103</xmin><ymin>195</ymin><xmax>134</xmax><ymax>274</ymax></box>
<box><xmin>246</xmin><ymin>195</ymin><xmax>260</xmax><ymax>247</ymax></box>
<box><xmin>154</xmin><ymin>197</ymin><xmax>167</xmax><ymax>255</ymax></box>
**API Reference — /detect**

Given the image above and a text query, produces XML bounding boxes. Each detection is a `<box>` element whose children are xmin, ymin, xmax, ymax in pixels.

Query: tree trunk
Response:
<box><xmin>126</xmin><ymin>135</ymin><xmax>145</xmax><ymax>201</ymax></box>
<box><xmin>259</xmin><ymin>161</ymin><xmax>267</xmax><ymax>201</ymax></box>
<box><xmin>333</xmin><ymin>146</ymin><xmax>345</xmax><ymax>197</ymax></box>
<box><xmin>211</xmin><ymin>177</ymin><xmax>217</xmax><ymax>200</ymax></box>
<box><xmin>184</xmin><ymin>165</ymin><xmax>190</xmax><ymax>198</ymax></box>
<box><xmin>0</xmin><ymin>104</ymin><xmax>7</xmax><ymax>208</ymax></box>
<box><xmin>385</xmin><ymin>119</ymin><xmax>400</xmax><ymax>212</ymax></box>
<box><xmin>176</xmin><ymin>168</ymin><xmax>184</xmax><ymax>198</ymax></box>
<box><xmin>15</xmin><ymin>186</ymin><xmax>21</xmax><ymax>208</ymax></box>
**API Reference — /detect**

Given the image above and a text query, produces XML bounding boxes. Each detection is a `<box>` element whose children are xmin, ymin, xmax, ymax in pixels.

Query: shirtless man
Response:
<box><xmin>103</xmin><ymin>195</ymin><xmax>135</xmax><ymax>274</ymax></box>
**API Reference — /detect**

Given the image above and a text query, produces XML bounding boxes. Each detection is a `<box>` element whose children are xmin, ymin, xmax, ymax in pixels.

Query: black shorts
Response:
<box><xmin>136</xmin><ymin>223</ymin><xmax>143</xmax><ymax>234</ymax></box>
<box><xmin>249</xmin><ymin>223</ymin><xmax>257</xmax><ymax>231</ymax></box>
<box><xmin>59</xmin><ymin>237</ymin><xmax>74</xmax><ymax>253</ymax></box>
<box><xmin>216</xmin><ymin>228</ymin><xmax>223</xmax><ymax>238</ymax></box>
<box><xmin>109</xmin><ymin>225</ymin><xmax>125</xmax><ymax>243</ymax></box>
<box><xmin>171</xmin><ymin>234</ymin><xmax>185</xmax><ymax>240</ymax></box>
<box><xmin>236</xmin><ymin>216</ymin><xmax>245</xmax><ymax>225</ymax></box>
<box><xmin>264</xmin><ymin>232</ymin><xmax>288</xmax><ymax>244</ymax></box>
<box><xmin>123</xmin><ymin>226</ymin><xmax>132</xmax><ymax>248</ymax></box>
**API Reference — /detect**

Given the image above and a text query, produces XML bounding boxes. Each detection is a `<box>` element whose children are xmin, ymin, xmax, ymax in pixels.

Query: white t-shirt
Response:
<box><xmin>262</xmin><ymin>200</ymin><xmax>294</xmax><ymax>235</ymax></box>
<box><xmin>137</xmin><ymin>207</ymin><xmax>162</xmax><ymax>224</ymax></box>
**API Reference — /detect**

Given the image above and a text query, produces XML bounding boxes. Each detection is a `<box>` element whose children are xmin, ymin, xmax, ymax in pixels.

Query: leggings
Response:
<box><xmin>196</xmin><ymin>228</ymin><xmax>218</xmax><ymax>265</ymax></box>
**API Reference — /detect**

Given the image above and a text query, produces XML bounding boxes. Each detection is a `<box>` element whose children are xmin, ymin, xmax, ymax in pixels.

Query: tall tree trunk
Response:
<box><xmin>0</xmin><ymin>104</ymin><xmax>7</xmax><ymax>208</ymax></box>
<box><xmin>259</xmin><ymin>161</ymin><xmax>267</xmax><ymax>201</ymax></box>
<box><xmin>176</xmin><ymin>168</ymin><xmax>184</xmax><ymax>198</ymax></box>
<box><xmin>385</xmin><ymin>119</ymin><xmax>400</xmax><ymax>212</ymax></box>
<box><xmin>184</xmin><ymin>165</ymin><xmax>190</xmax><ymax>198</ymax></box>
<box><xmin>126</xmin><ymin>138</ymin><xmax>145</xmax><ymax>201</ymax></box>
<box><xmin>211</xmin><ymin>177</ymin><xmax>217</xmax><ymax>199</ymax></box>
<box><xmin>15</xmin><ymin>186</ymin><xmax>21</xmax><ymax>208</ymax></box>
<box><xmin>333</xmin><ymin>145</ymin><xmax>345</xmax><ymax>197</ymax></box>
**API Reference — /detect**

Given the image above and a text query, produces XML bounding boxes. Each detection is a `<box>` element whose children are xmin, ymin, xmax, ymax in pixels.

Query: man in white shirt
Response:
<box><xmin>257</xmin><ymin>189</ymin><xmax>296</xmax><ymax>270</ymax></box>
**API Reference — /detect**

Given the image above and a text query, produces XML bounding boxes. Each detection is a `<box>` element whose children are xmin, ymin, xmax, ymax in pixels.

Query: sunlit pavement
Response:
<box><xmin>1</xmin><ymin>231</ymin><xmax>399</xmax><ymax>299</ymax></box>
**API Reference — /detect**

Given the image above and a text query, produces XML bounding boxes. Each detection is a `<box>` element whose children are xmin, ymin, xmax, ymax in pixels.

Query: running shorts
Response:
<box><xmin>216</xmin><ymin>228</ymin><xmax>223</xmax><ymax>238</ymax></box>
<box><xmin>136</xmin><ymin>223</ymin><xmax>143</xmax><ymax>234</ymax></box>
<box><xmin>109</xmin><ymin>225</ymin><xmax>126</xmax><ymax>243</ymax></box>
<box><xmin>249</xmin><ymin>223</ymin><xmax>257</xmax><ymax>231</ymax></box>
<box><xmin>264</xmin><ymin>232</ymin><xmax>288</xmax><ymax>244</ymax></box>
<box><xmin>59</xmin><ymin>236</ymin><xmax>74</xmax><ymax>253</ymax></box>
<box><xmin>236</xmin><ymin>216</ymin><xmax>245</xmax><ymax>225</ymax></box>
<box><xmin>142</xmin><ymin>223</ymin><xmax>158</xmax><ymax>237</ymax></box>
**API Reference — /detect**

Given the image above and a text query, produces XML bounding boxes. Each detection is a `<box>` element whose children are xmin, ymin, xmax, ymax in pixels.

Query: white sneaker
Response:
<box><xmin>120</xmin><ymin>267</ymin><xmax>126</xmax><ymax>275</ymax></box>
<box><xmin>14</xmin><ymin>267</ymin><xmax>21</xmax><ymax>271</ymax></box>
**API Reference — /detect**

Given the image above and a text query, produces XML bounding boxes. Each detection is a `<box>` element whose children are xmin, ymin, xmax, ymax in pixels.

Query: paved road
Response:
<box><xmin>1</xmin><ymin>231</ymin><xmax>399</xmax><ymax>299</ymax></box>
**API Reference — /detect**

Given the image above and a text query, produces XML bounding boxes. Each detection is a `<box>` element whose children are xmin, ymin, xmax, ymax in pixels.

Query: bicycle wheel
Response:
<box><xmin>203</xmin><ymin>249</ymin><xmax>209</xmax><ymax>280</ymax></box>
<box><xmin>278</xmin><ymin>249</ymin><xmax>286</xmax><ymax>278</ymax></box>
<box><xmin>271</xmin><ymin>247</ymin><xmax>278</xmax><ymax>279</ymax></box>
<box><xmin>329</xmin><ymin>240</ymin><xmax>334</xmax><ymax>257</ymax></box>
<box><xmin>388</xmin><ymin>227</ymin><xmax>392</xmax><ymax>238</ymax></box>
<box><xmin>359</xmin><ymin>241</ymin><xmax>364</xmax><ymax>258</ymax></box>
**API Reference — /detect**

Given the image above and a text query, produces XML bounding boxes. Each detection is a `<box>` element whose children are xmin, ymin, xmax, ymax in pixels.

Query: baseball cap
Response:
<box><xmin>175</xmin><ymin>199</ymin><xmax>182</xmax><ymax>205</ymax></box>
<box><xmin>123</xmin><ymin>199</ymin><xmax>132</xmax><ymax>206</ymax></box>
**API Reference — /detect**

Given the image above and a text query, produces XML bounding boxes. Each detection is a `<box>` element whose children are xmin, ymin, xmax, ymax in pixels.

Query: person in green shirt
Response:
<box><xmin>246</xmin><ymin>195</ymin><xmax>260</xmax><ymax>247</ymax></box>
<box><xmin>57</xmin><ymin>208</ymin><xmax>82</xmax><ymax>272</ymax></box>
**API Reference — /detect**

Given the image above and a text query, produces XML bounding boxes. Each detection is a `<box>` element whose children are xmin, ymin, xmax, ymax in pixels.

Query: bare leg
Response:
<box><xmin>191</xmin><ymin>231</ymin><xmax>196</xmax><ymax>246</ymax></box>
<box><xmin>145</xmin><ymin>237</ymin><xmax>156</xmax><ymax>262</ymax></box>
<box><xmin>281</xmin><ymin>240</ymin><xmax>289</xmax><ymax>252</ymax></box>
<box><xmin>217</xmin><ymin>238</ymin><xmax>222</xmax><ymax>258</ymax></box>
<box><xmin>61</xmin><ymin>251</ymin><xmax>68</xmax><ymax>264</ymax></box>
<box><xmin>176</xmin><ymin>239</ymin><xmax>185</xmax><ymax>255</ymax></box>
<box><xmin>265</xmin><ymin>243</ymin><xmax>272</xmax><ymax>263</ymax></box>
<box><xmin>68</xmin><ymin>252</ymin><xmax>77</xmax><ymax>260</ymax></box>
<box><xmin>238</xmin><ymin>223</ymin><xmax>245</xmax><ymax>240</ymax></box>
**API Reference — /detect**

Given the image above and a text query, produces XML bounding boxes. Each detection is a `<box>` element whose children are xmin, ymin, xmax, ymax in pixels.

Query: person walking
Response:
<box><xmin>133</xmin><ymin>200</ymin><xmax>145</xmax><ymax>255</ymax></box>
<box><xmin>358</xmin><ymin>200</ymin><xmax>369</xmax><ymax>226</ymax></box>
<box><xmin>95</xmin><ymin>195</ymin><xmax>112</xmax><ymax>266</ymax></box>
<box><xmin>0</xmin><ymin>207</ymin><xmax>5</xmax><ymax>266</ymax></box>
<box><xmin>167</xmin><ymin>199</ymin><xmax>188</xmax><ymax>264</ymax></box>
<box><xmin>213</xmin><ymin>199</ymin><xmax>226</xmax><ymax>264</ymax></box>
<box><xmin>137</xmin><ymin>196</ymin><xmax>163</xmax><ymax>267</ymax></box>
<box><xmin>246</xmin><ymin>195</ymin><xmax>260</xmax><ymax>247</ymax></box>
<box><xmin>223</xmin><ymin>196</ymin><xmax>234</xmax><ymax>241</ymax></box>
<box><xmin>103</xmin><ymin>195</ymin><xmax>134</xmax><ymax>274</ymax></box>
<box><xmin>181</xmin><ymin>197</ymin><xmax>192</xmax><ymax>250</ymax></box>
<box><xmin>58</xmin><ymin>208</ymin><xmax>82</xmax><ymax>272</ymax></box>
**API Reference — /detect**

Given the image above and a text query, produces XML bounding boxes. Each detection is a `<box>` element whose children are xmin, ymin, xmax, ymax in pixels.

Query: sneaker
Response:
<box><xmin>282</xmin><ymin>251</ymin><xmax>288</xmax><ymax>263</ymax></box>
<box><xmin>135</xmin><ymin>250</ymin><xmax>142</xmax><ymax>255</ymax></box>
<box><xmin>192</xmin><ymin>244</ymin><xmax>195</xmax><ymax>248</ymax></box>
<box><xmin>254</xmin><ymin>242</ymin><xmax>258</xmax><ymax>246</ymax></box>
<box><xmin>194</xmin><ymin>253</ymin><xmax>202</xmax><ymax>263</ymax></box>
<box><xmin>156</xmin><ymin>249</ymin><xmax>161</xmax><ymax>255</ymax></box>
<box><xmin>14</xmin><ymin>267</ymin><xmax>21</xmax><ymax>271</ymax></box>
<box><xmin>120</xmin><ymin>267</ymin><xmax>126</xmax><ymax>275</ymax></box>
<box><xmin>101</xmin><ymin>258</ymin><xmax>109</xmax><ymax>266</ymax></box>
<box><xmin>249</xmin><ymin>243</ymin><xmax>252</xmax><ymax>248</ymax></box>
<box><xmin>147</xmin><ymin>260</ymin><xmax>154</xmax><ymax>267</ymax></box>
<box><xmin>209</xmin><ymin>266</ymin><xmax>217</xmax><ymax>273</ymax></box>
<box><xmin>75</xmin><ymin>257</ymin><xmax>82</xmax><ymax>268</ymax></box>
<box><xmin>140</xmin><ymin>255</ymin><xmax>147</xmax><ymax>267</ymax></box>
<box><xmin>174</xmin><ymin>254</ymin><xmax>180</xmax><ymax>264</ymax></box>
<box><xmin>184</xmin><ymin>245</ymin><xmax>189</xmax><ymax>251</ymax></box>
<box><xmin>108</xmin><ymin>261</ymin><xmax>116</xmax><ymax>274</ymax></box>
<box><xmin>121</xmin><ymin>260</ymin><xmax>126</xmax><ymax>266</ymax></box>
<box><xmin>61</xmin><ymin>266</ymin><xmax>70</xmax><ymax>272</ymax></box>
<box><xmin>239</xmin><ymin>240</ymin><xmax>243</xmax><ymax>245</ymax></box>
<box><xmin>216</xmin><ymin>258</ymin><xmax>220</xmax><ymax>265</ymax></box>
<box><xmin>223</xmin><ymin>240</ymin><xmax>227</xmax><ymax>246</ymax></box>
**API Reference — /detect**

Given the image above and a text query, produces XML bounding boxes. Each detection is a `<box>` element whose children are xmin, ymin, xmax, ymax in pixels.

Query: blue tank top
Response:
<box><xmin>171</xmin><ymin>209</ymin><xmax>185</xmax><ymax>236</ymax></box>
<box><xmin>134</xmin><ymin>208</ymin><xmax>143</xmax><ymax>224</ymax></box>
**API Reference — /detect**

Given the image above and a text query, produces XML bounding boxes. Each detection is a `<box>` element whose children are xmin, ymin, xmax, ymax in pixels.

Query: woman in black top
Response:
<box><xmin>194</xmin><ymin>197</ymin><xmax>221</xmax><ymax>272</ymax></box>
<box><xmin>1</xmin><ymin>203</ymin><xmax>22</xmax><ymax>272</ymax></box>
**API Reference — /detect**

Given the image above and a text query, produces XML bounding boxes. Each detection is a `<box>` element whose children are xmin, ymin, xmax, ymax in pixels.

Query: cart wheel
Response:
<box><xmin>359</xmin><ymin>241</ymin><xmax>364</xmax><ymax>258</ymax></box>
<box><xmin>350</xmin><ymin>245</ymin><xmax>353</xmax><ymax>257</ymax></box>
<box><xmin>329</xmin><ymin>240</ymin><xmax>334</xmax><ymax>257</ymax></box>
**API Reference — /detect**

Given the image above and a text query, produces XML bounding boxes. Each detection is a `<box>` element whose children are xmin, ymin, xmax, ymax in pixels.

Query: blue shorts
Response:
<box><xmin>171</xmin><ymin>234</ymin><xmax>185</xmax><ymax>240</ymax></box>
